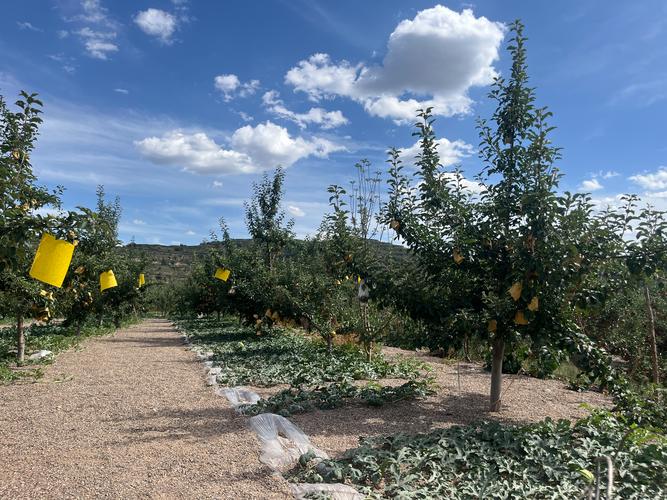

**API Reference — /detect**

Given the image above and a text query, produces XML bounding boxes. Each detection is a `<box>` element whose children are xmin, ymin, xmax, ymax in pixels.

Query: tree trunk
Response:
<box><xmin>217</xmin><ymin>310</ymin><xmax>221</xmax><ymax>321</ymax></box>
<box><xmin>643</xmin><ymin>283</ymin><xmax>660</xmax><ymax>384</ymax></box>
<box><xmin>463</xmin><ymin>333</ymin><xmax>471</xmax><ymax>362</ymax></box>
<box><xmin>76</xmin><ymin>322</ymin><xmax>82</xmax><ymax>337</ymax></box>
<box><xmin>489</xmin><ymin>336</ymin><xmax>505</xmax><ymax>412</ymax></box>
<box><xmin>16</xmin><ymin>315</ymin><xmax>25</xmax><ymax>364</ymax></box>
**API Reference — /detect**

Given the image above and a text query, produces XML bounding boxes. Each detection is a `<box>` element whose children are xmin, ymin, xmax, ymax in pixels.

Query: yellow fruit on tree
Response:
<box><xmin>528</xmin><ymin>296</ymin><xmax>539</xmax><ymax>311</ymax></box>
<box><xmin>514</xmin><ymin>310</ymin><xmax>529</xmax><ymax>325</ymax></box>
<box><xmin>509</xmin><ymin>282</ymin><xmax>522</xmax><ymax>301</ymax></box>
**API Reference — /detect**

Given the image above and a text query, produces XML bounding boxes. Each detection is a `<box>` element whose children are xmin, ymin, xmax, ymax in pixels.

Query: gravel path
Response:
<box><xmin>0</xmin><ymin>319</ymin><xmax>290</xmax><ymax>499</ymax></box>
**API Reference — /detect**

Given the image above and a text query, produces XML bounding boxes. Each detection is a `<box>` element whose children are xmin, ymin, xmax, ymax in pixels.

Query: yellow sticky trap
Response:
<box><xmin>487</xmin><ymin>319</ymin><xmax>497</xmax><ymax>333</ymax></box>
<box><xmin>509</xmin><ymin>282</ymin><xmax>522</xmax><ymax>301</ymax></box>
<box><xmin>514</xmin><ymin>310</ymin><xmax>529</xmax><ymax>325</ymax></box>
<box><xmin>357</xmin><ymin>276</ymin><xmax>362</xmax><ymax>284</ymax></box>
<box><xmin>215</xmin><ymin>267</ymin><xmax>231</xmax><ymax>281</ymax></box>
<box><xmin>100</xmin><ymin>270</ymin><xmax>118</xmax><ymax>292</ymax></box>
<box><xmin>138</xmin><ymin>273</ymin><xmax>145</xmax><ymax>287</ymax></box>
<box><xmin>453</xmin><ymin>249</ymin><xmax>464</xmax><ymax>265</ymax></box>
<box><xmin>527</xmin><ymin>296</ymin><xmax>539</xmax><ymax>311</ymax></box>
<box><xmin>29</xmin><ymin>233</ymin><xmax>75</xmax><ymax>288</ymax></box>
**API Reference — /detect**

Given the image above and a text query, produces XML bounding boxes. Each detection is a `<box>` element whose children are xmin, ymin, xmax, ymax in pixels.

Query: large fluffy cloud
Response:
<box><xmin>135</xmin><ymin>121</ymin><xmax>344</xmax><ymax>174</ymax></box>
<box><xmin>284</xmin><ymin>5</ymin><xmax>504</xmax><ymax>122</ymax></box>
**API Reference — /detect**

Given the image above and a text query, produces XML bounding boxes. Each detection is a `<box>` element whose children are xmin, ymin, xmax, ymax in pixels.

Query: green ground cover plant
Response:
<box><xmin>239</xmin><ymin>379</ymin><xmax>435</xmax><ymax>417</ymax></box>
<box><xmin>176</xmin><ymin>317</ymin><xmax>425</xmax><ymax>387</ymax></box>
<box><xmin>175</xmin><ymin>317</ymin><xmax>432</xmax><ymax>415</ymax></box>
<box><xmin>292</xmin><ymin>411</ymin><xmax>667</xmax><ymax>499</ymax></box>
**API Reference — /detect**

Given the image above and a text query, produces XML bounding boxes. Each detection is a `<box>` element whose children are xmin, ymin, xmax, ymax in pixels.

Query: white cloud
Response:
<box><xmin>48</xmin><ymin>53</ymin><xmax>77</xmax><ymax>73</ymax></box>
<box><xmin>214</xmin><ymin>74</ymin><xmax>260</xmax><ymax>101</ymax></box>
<box><xmin>212</xmin><ymin>180</ymin><xmax>223</xmax><ymax>188</ymax></box>
<box><xmin>134</xmin><ymin>8</ymin><xmax>177</xmax><ymax>43</ymax></box>
<box><xmin>17</xmin><ymin>21</ymin><xmax>42</xmax><ymax>32</ymax></box>
<box><xmin>78</xmin><ymin>0</ymin><xmax>111</xmax><ymax>24</ymax></box>
<box><xmin>185</xmin><ymin>229</ymin><xmax>196</xmax><ymax>236</ymax></box>
<box><xmin>590</xmin><ymin>194</ymin><xmax>624</xmax><ymax>210</ymax></box>
<box><xmin>629</xmin><ymin>167</ymin><xmax>667</xmax><ymax>190</ymax></box>
<box><xmin>76</xmin><ymin>27</ymin><xmax>118</xmax><ymax>59</ymax></box>
<box><xmin>288</xmin><ymin>205</ymin><xmax>305</xmax><ymax>217</ymax></box>
<box><xmin>262</xmin><ymin>90</ymin><xmax>348</xmax><ymax>129</ymax></box>
<box><xmin>113</xmin><ymin>88</ymin><xmax>128</xmax><ymax>94</ymax></box>
<box><xmin>602</xmin><ymin>170</ymin><xmax>619</xmax><ymax>179</ymax></box>
<box><xmin>238</xmin><ymin>111</ymin><xmax>254</xmax><ymax>122</ymax></box>
<box><xmin>284</xmin><ymin>5</ymin><xmax>504</xmax><ymax>122</ymax></box>
<box><xmin>133</xmin><ymin>219</ymin><xmax>146</xmax><ymax>225</ymax></box>
<box><xmin>439</xmin><ymin>172</ymin><xmax>485</xmax><ymax>194</ymax></box>
<box><xmin>136</xmin><ymin>121</ymin><xmax>344</xmax><ymax>175</ymax></box>
<box><xmin>579</xmin><ymin>178</ymin><xmax>603</xmax><ymax>191</ymax></box>
<box><xmin>400</xmin><ymin>137</ymin><xmax>474</xmax><ymax>167</ymax></box>
<box><xmin>64</xmin><ymin>1</ymin><xmax>121</xmax><ymax>60</ymax></box>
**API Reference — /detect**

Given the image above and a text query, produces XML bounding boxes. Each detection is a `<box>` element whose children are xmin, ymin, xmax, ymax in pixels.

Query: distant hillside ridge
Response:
<box><xmin>120</xmin><ymin>239</ymin><xmax>409</xmax><ymax>284</ymax></box>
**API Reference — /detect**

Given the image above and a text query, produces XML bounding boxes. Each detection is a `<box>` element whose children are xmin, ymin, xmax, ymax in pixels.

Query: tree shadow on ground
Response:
<box><xmin>101</xmin><ymin>335</ymin><xmax>187</xmax><ymax>349</ymax></box>
<box><xmin>109</xmin><ymin>403</ymin><xmax>254</xmax><ymax>447</ymax></box>
<box><xmin>288</xmin><ymin>390</ymin><xmax>564</xmax><ymax>455</ymax></box>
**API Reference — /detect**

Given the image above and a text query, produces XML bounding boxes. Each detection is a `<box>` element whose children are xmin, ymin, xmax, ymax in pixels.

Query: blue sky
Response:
<box><xmin>1</xmin><ymin>0</ymin><xmax>666</xmax><ymax>244</ymax></box>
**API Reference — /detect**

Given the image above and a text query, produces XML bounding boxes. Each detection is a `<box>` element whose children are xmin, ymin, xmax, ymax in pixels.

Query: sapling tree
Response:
<box><xmin>244</xmin><ymin>167</ymin><xmax>294</xmax><ymax>270</ymax></box>
<box><xmin>59</xmin><ymin>187</ymin><xmax>122</xmax><ymax>333</ymax></box>
<box><xmin>384</xmin><ymin>22</ymin><xmax>600</xmax><ymax>411</ymax></box>
<box><xmin>0</xmin><ymin>91</ymin><xmax>67</xmax><ymax>362</ymax></box>
<box><xmin>616</xmin><ymin>197</ymin><xmax>666</xmax><ymax>384</ymax></box>
<box><xmin>319</xmin><ymin>161</ymin><xmax>391</xmax><ymax>359</ymax></box>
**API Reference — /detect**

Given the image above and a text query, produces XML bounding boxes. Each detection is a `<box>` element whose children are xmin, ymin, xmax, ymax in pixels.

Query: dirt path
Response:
<box><xmin>0</xmin><ymin>319</ymin><xmax>290</xmax><ymax>499</ymax></box>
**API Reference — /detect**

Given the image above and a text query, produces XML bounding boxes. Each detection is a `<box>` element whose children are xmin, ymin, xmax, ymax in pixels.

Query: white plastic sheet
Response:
<box><xmin>28</xmin><ymin>349</ymin><xmax>53</xmax><ymax>361</ymax></box>
<box><xmin>249</xmin><ymin>413</ymin><xmax>328</xmax><ymax>471</ymax></box>
<box><xmin>221</xmin><ymin>387</ymin><xmax>261</xmax><ymax>412</ymax></box>
<box><xmin>208</xmin><ymin>366</ymin><xmax>222</xmax><ymax>376</ymax></box>
<box><xmin>291</xmin><ymin>483</ymin><xmax>363</xmax><ymax>500</ymax></box>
